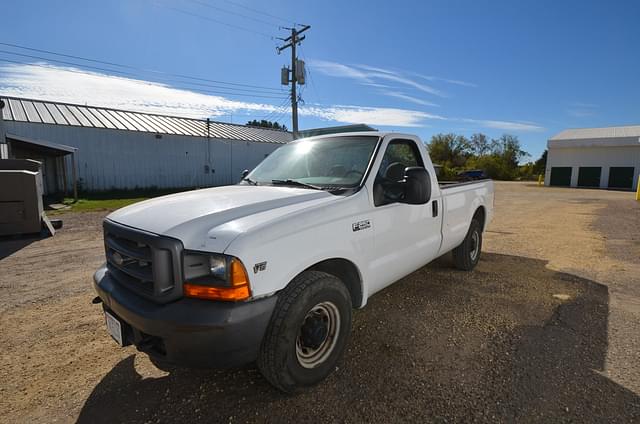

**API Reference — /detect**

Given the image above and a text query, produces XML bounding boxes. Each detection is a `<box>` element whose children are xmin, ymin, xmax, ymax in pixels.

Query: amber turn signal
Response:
<box><xmin>184</xmin><ymin>258</ymin><xmax>251</xmax><ymax>301</ymax></box>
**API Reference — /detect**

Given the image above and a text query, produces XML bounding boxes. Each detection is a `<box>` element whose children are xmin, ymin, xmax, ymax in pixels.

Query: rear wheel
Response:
<box><xmin>452</xmin><ymin>218</ymin><xmax>482</xmax><ymax>271</ymax></box>
<box><xmin>257</xmin><ymin>271</ymin><xmax>352</xmax><ymax>393</ymax></box>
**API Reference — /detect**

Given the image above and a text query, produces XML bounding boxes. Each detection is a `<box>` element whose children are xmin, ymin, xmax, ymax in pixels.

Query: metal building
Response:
<box><xmin>545</xmin><ymin>125</ymin><xmax>640</xmax><ymax>191</ymax></box>
<box><xmin>0</xmin><ymin>96</ymin><xmax>292</xmax><ymax>195</ymax></box>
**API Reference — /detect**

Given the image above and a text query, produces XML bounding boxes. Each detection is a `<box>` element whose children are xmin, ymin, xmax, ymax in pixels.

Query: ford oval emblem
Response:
<box><xmin>112</xmin><ymin>252</ymin><xmax>124</xmax><ymax>266</ymax></box>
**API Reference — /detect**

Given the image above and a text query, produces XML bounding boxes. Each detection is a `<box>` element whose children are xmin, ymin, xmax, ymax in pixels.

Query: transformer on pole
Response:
<box><xmin>277</xmin><ymin>25</ymin><xmax>310</xmax><ymax>138</ymax></box>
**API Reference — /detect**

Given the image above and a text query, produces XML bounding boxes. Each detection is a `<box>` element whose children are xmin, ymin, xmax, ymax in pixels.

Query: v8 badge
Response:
<box><xmin>253</xmin><ymin>261</ymin><xmax>267</xmax><ymax>274</ymax></box>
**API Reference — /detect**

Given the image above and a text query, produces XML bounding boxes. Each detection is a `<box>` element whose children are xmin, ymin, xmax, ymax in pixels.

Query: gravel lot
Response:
<box><xmin>1</xmin><ymin>182</ymin><xmax>639</xmax><ymax>423</ymax></box>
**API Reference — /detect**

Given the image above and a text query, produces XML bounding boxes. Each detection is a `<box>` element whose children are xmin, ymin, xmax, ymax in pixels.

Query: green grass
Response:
<box><xmin>59</xmin><ymin>197</ymin><xmax>150</xmax><ymax>212</ymax></box>
<box><xmin>53</xmin><ymin>187</ymin><xmax>195</xmax><ymax>213</ymax></box>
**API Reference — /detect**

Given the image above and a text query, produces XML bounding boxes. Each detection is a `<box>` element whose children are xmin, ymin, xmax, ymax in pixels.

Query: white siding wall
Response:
<box><xmin>5</xmin><ymin>122</ymin><xmax>282</xmax><ymax>191</ymax></box>
<box><xmin>545</xmin><ymin>144</ymin><xmax>640</xmax><ymax>190</ymax></box>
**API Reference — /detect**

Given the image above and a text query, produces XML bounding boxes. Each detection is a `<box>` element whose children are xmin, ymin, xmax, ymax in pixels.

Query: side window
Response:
<box><xmin>374</xmin><ymin>139</ymin><xmax>424</xmax><ymax>206</ymax></box>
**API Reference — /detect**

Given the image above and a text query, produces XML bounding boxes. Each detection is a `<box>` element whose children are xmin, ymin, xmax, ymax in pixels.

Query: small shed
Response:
<box><xmin>5</xmin><ymin>134</ymin><xmax>78</xmax><ymax>199</ymax></box>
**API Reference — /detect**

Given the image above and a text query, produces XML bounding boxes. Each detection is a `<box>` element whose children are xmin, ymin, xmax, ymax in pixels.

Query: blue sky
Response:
<box><xmin>1</xmin><ymin>0</ymin><xmax>639</xmax><ymax>160</ymax></box>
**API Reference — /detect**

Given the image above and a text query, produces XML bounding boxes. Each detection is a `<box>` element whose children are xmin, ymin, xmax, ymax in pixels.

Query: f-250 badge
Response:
<box><xmin>352</xmin><ymin>220</ymin><xmax>371</xmax><ymax>232</ymax></box>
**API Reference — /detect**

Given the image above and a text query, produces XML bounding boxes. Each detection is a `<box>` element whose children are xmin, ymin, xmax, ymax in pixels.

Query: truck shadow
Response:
<box><xmin>76</xmin><ymin>253</ymin><xmax>640</xmax><ymax>423</ymax></box>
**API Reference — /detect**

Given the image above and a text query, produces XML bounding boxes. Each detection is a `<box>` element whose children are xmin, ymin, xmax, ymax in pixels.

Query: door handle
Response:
<box><xmin>432</xmin><ymin>200</ymin><xmax>438</xmax><ymax>217</ymax></box>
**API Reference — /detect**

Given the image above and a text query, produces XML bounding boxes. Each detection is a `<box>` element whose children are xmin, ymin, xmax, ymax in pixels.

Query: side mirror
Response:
<box><xmin>241</xmin><ymin>169</ymin><xmax>250</xmax><ymax>179</ymax></box>
<box><xmin>402</xmin><ymin>167</ymin><xmax>431</xmax><ymax>204</ymax></box>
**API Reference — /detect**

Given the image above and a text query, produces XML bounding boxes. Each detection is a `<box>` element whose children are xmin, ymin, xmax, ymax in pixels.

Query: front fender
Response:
<box><xmin>223</xmin><ymin>191</ymin><xmax>373</xmax><ymax>304</ymax></box>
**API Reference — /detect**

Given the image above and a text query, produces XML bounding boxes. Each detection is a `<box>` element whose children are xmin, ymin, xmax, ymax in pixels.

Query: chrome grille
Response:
<box><xmin>103</xmin><ymin>220</ymin><xmax>184</xmax><ymax>303</ymax></box>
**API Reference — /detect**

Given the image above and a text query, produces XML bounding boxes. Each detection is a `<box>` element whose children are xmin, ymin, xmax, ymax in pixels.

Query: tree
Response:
<box><xmin>465</xmin><ymin>134</ymin><xmax>529</xmax><ymax>180</ymax></box>
<box><xmin>484</xmin><ymin>134</ymin><xmax>530</xmax><ymax>179</ymax></box>
<box><xmin>469</xmin><ymin>133</ymin><xmax>490</xmax><ymax>157</ymax></box>
<box><xmin>427</xmin><ymin>132</ymin><xmax>536</xmax><ymax>181</ymax></box>
<box><xmin>533</xmin><ymin>149</ymin><xmax>547</xmax><ymax>175</ymax></box>
<box><xmin>246</xmin><ymin>119</ymin><xmax>288</xmax><ymax>131</ymax></box>
<box><xmin>428</xmin><ymin>133</ymin><xmax>471</xmax><ymax>168</ymax></box>
<box><xmin>492</xmin><ymin>134</ymin><xmax>529</xmax><ymax>169</ymax></box>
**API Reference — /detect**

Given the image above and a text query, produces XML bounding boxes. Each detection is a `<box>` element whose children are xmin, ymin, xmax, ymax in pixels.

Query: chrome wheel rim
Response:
<box><xmin>470</xmin><ymin>230</ymin><xmax>480</xmax><ymax>261</ymax></box>
<box><xmin>295</xmin><ymin>301</ymin><xmax>340</xmax><ymax>369</ymax></box>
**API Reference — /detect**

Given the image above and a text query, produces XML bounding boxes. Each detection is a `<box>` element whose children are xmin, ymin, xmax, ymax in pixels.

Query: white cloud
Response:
<box><xmin>461</xmin><ymin>119</ymin><xmax>544</xmax><ymax>132</ymax></box>
<box><xmin>307</xmin><ymin>59</ymin><xmax>372</xmax><ymax>82</ymax></box>
<box><xmin>0</xmin><ymin>62</ymin><xmax>543</xmax><ymax>132</ymax></box>
<box><xmin>309</xmin><ymin>59</ymin><xmax>446</xmax><ymax>98</ymax></box>
<box><xmin>367</xmin><ymin>71</ymin><xmax>445</xmax><ymax>97</ymax></box>
<box><xmin>379</xmin><ymin>90</ymin><xmax>440</xmax><ymax>107</ymax></box>
<box><xmin>412</xmin><ymin>72</ymin><xmax>478</xmax><ymax>88</ymax></box>
<box><xmin>301</xmin><ymin>105</ymin><xmax>445</xmax><ymax>127</ymax></box>
<box><xmin>0</xmin><ymin>62</ymin><xmax>282</xmax><ymax>119</ymax></box>
<box><xmin>309</xmin><ymin>60</ymin><xmax>478</xmax><ymax>101</ymax></box>
<box><xmin>353</xmin><ymin>64</ymin><xmax>397</xmax><ymax>75</ymax></box>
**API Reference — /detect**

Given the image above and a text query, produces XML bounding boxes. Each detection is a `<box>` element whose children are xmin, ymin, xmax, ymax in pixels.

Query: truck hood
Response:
<box><xmin>106</xmin><ymin>185</ymin><xmax>336</xmax><ymax>252</ymax></box>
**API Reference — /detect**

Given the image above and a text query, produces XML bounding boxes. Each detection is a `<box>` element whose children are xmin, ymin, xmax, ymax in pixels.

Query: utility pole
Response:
<box><xmin>277</xmin><ymin>25</ymin><xmax>310</xmax><ymax>138</ymax></box>
<box><xmin>0</xmin><ymin>100</ymin><xmax>7</xmax><ymax>159</ymax></box>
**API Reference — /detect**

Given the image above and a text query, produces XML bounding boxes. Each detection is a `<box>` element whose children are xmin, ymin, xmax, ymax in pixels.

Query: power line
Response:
<box><xmin>0</xmin><ymin>42</ymin><xmax>130</xmax><ymax>71</ymax></box>
<box><xmin>0</xmin><ymin>41</ymin><xmax>283</xmax><ymax>92</ymax></box>
<box><xmin>262</xmin><ymin>106</ymin><xmax>290</xmax><ymax>127</ymax></box>
<box><xmin>256</xmin><ymin>96</ymin><xmax>290</xmax><ymax>122</ymax></box>
<box><xmin>258</xmin><ymin>97</ymin><xmax>290</xmax><ymax>122</ymax></box>
<box><xmin>152</xmin><ymin>1</ymin><xmax>275</xmax><ymax>39</ymax></box>
<box><xmin>0</xmin><ymin>50</ymin><xmax>287</xmax><ymax>97</ymax></box>
<box><xmin>298</xmin><ymin>45</ymin><xmax>322</xmax><ymax>104</ymax></box>
<box><xmin>220</xmin><ymin>0</ymin><xmax>297</xmax><ymax>26</ymax></box>
<box><xmin>255</xmin><ymin>97</ymin><xmax>287</xmax><ymax>121</ymax></box>
<box><xmin>185</xmin><ymin>0</ymin><xmax>278</xmax><ymax>27</ymax></box>
<box><xmin>0</xmin><ymin>49</ymin><xmax>133</xmax><ymax>76</ymax></box>
<box><xmin>0</xmin><ymin>57</ymin><xmax>289</xmax><ymax>100</ymax></box>
<box><xmin>271</xmin><ymin>108</ymin><xmax>291</xmax><ymax>126</ymax></box>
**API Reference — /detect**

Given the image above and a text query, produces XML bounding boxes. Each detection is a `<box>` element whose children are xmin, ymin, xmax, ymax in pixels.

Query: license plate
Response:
<box><xmin>104</xmin><ymin>311</ymin><xmax>124</xmax><ymax>346</ymax></box>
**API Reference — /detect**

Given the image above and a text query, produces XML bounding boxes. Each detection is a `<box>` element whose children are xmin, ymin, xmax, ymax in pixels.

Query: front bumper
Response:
<box><xmin>93</xmin><ymin>265</ymin><xmax>277</xmax><ymax>368</ymax></box>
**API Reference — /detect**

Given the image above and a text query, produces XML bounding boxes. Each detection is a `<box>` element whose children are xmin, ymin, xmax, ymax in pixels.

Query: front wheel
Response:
<box><xmin>452</xmin><ymin>218</ymin><xmax>482</xmax><ymax>271</ymax></box>
<box><xmin>257</xmin><ymin>271</ymin><xmax>352</xmax><ymax>393</ymax></box>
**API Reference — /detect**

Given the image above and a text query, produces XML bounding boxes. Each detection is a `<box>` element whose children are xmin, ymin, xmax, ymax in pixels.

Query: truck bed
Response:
<box><xmin>438</xmin><ymin>179</ymin><xmax>492</xmax><ymax>189</ymax></box>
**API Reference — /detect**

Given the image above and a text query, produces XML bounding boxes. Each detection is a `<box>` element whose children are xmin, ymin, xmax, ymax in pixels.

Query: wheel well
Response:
<box><xmin>306</xmin><ymin>258</ymin><xmax>363</xmax><ymax>308</ymax></box>
<box><xmin>473</xmin><ymin>206</ymin><xmax>486</xmax><ymax>231</ymax></box>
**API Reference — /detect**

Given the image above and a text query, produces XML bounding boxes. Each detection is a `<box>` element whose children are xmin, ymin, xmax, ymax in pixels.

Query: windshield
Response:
<box><xmin>246</xmin><ymin>136</ymin><xmax>379</xmax><ymax>188</ymax></box>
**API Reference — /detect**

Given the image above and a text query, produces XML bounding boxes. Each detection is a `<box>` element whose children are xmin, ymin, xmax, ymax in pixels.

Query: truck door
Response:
<box><xmin>366</xmin><ymin>137</ymin><xmax>443</xmax><ymax>295</ymax></box>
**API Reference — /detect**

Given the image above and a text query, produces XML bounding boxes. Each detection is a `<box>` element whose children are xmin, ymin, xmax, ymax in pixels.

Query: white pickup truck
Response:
<box><xmin>93</xmin><ymin>132</ymin><xmax>494</xmax><ymax>392</ymax></box>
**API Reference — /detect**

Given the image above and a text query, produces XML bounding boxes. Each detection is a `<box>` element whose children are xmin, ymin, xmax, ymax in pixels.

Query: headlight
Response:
<box><xmin>208</xmin><ymin>255</ymin><xmax>227</xmax><ymax>280</ymax></box>
<box><xmin>183</xmin><ymin>252</ymin><xmax>251</xmax><ymax>301</ymax></box>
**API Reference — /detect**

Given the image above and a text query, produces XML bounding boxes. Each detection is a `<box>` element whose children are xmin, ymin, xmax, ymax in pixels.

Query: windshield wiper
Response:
<box><xmin>241</xmin><ymin>177</ymin><xmax>258</xmax><ymax>185</ymax></box>
<box><xmin>271</xmin><ymin>179</ymin><xmax>323</xmax><ymax>190</ymax></box>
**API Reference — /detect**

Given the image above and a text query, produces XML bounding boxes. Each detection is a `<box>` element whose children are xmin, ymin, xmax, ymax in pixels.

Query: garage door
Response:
<box><xmin>608</xmin><ymin>167</ymin><xmax>634</xmax><ymax>189</ymax></box>
<box><xmin>550</xmin><ymin>167</ymin><xmax>572</xmax><ymax>186</ymax></box>
<box><xmin>577</xmin><ymin>167</ymin><xmax>601</xmax><ymax>187</ymax></box>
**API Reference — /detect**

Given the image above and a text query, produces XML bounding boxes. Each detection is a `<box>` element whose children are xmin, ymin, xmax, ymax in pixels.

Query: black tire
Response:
<box><xmin>257</xmin><ymin>271</ymin><xmax>352</xmax><ymax>393</ymax></box>
<box><xmin>452</xmin><ymin>218</ymin><xmax>482</xmax><ymax>271</ymax></box>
